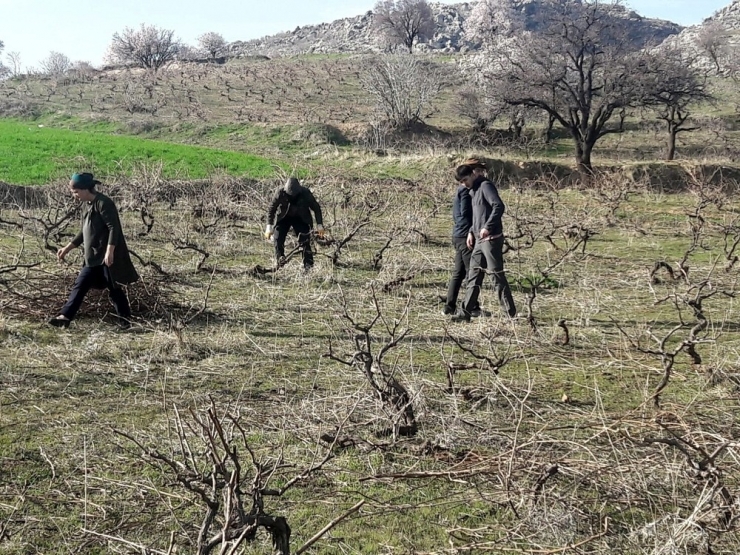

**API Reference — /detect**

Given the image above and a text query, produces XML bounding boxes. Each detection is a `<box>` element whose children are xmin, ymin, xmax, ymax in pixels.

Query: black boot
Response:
<box><xmin>450</xmin><ymin>309</ymin><xmax>471</xmax><ymax>323</ymax></box>
<box><xmin>48</xmin><ymin>317</ymin><xmax>70</xmax><ymax>329</ymax></box>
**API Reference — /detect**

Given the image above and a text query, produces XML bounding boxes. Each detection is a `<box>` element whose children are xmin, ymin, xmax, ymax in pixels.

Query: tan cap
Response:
<box><xmin>462</xmin><ymin>157</ymin><xmax>487</xmax><ymax>170</ymax></box>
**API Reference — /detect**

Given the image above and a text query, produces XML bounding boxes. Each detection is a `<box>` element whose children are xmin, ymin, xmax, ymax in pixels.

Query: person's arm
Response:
<box><xmin>467</xmin><ymin>212</ymin><xmax>475</xmax><ymax>247</ymax></box>
<box><xmin>481</xmin><ymin>182</ymin><xmax>505</xmax><ymax>238</ymax></box>
<box><xmin>265</xmin><ymin>190</ymin><xmax>283</xmax><ymax>238</ymax></box>
<box><xmin>267</xmin><ymin>191</ymin><xmax>282</xmax><ymax>223</ymax></box>
<box><xmin>98</xmin><ymin>197</ymin><xmax>123</xmax><ymax>245</ymax></box>
<box><xmin>57</xmin><ymin>239</ymin><xmax>79</xmax><ymax>261</ymax></box>
<box><xmin>58</xmin><ymin>212</ymin><xmax>84</xmax><ymax>260</ymax></box>
<box><xmin>455</xmin><ymin>189</ymin><xmax>475</xmax><ymax>249</ymax></box>
<box><xmin>307</xmin><ymin>191</ymin><xmax>323</xmax><ymax>227</ymax></box>
<box><xmin>98</xmin><ymin>197</ymin><xmax>123</xmax><ymax>266</ymax></box>
<box><xmin>459</xmin><ymin>189</ymin><xmax>473</xmax><ymax>229</ymax></box>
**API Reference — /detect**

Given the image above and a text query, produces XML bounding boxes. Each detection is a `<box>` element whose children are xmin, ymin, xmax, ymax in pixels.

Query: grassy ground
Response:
<box><xmin>1</xmin><ymin>54</ymin><xmax>738</xmax><ymax>184</ymax></box>
<box><xmin>0</xmin><ymin>119</ymin><xmax>280</xmax><ymax>184</ymax></box>
<box><xmin>1</xmin><ymin>53</ymin><xmax>740</xmax><ymax>554</ymax></box>
<box><xmin>1</xmin><ymin>168</ymin><xmax>740</xmax><ymax>553</ymax></box>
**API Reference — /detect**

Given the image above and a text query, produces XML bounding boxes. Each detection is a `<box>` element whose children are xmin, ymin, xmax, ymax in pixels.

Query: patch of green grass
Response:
<box><xmin>0</xmin><ymin>119</ymin><xmax>281</xmax><ymax>185</ymax></box>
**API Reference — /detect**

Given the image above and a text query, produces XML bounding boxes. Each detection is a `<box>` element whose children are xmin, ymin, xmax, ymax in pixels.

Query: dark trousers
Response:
<box><xmin>60</xmin><ymin>265</ymin><xmax>131</xmax><ymax>321</ymax></box>
<box><xmin>461</xmin><ymin>236</ymin><xmax>516</xmax><ymax>317</ymax></box>
<box><xmin>445</xmin><ymin>236</ymin><xmax>478</xmax><ymax>313</ymax></box>
<box><xmin>275</xmin><ymin>218</ymin><xmax>313</xmax><ymax>268</ymax></box>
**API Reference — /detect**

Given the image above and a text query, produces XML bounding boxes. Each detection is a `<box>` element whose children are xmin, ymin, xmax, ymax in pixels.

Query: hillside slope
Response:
<box><xmin>660</xmin><ymin>0</ymin><xmax>740</xmax><ymax>58</ymax></box>
<box><xmin>227</xmin><ymin>1</ymin><xmax>682</xmax><ymax>58</ymax></box>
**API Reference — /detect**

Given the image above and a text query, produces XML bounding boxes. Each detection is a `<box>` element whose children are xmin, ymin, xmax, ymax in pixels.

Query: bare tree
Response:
<box><xmin>108</xmin><ymin>401</ymin><xmax>336</xmax><ymax>554</ymax></box>
<box><xmin>467</xmin><ymin>0</ymin><xmax>650</xmax><ymax>173</ymax></box>
<box><xmin>107</xmin><ymin>24</ymin><xmax>181</xmax><ymax>71</ymax></box>
<box><xmin>68</xmin><ymin>60</ymin><xmax>97</xmax><ymax>81</ymax></box>
<box><xmin>325</xmin><ymin>287</ymin><xmax>418</xmax><ymax>438</ymax></box>
<box><xmin>5</xmin><ymin>51</ymin><xmax>21</xmax><ymax>77</ymax></box>
<box><xmin>0</xmin><ymin>40</ymin><xmax>9</xmax><ymax>79</ymax></box>
<box><xmin>176</xmin><ymin>44</ymin><xmax>200</xmax><ymax>61</ymax></box>
<box><xmin>38</xmin><ymin>51</ymin><xmax>71</xmax><ymax>76</ymax></box>
<box><xmin>455</xmin><ymin>86</ymin><xmax>505</xmax><ymax>131</ymax></box>
<box><xmin>464</xmin><ymin>0</ymin><xmax>519</xmax><ymax>44</ymax></box>
<box><xmin>696</xmin><ymin>21</ymin><xmax>740</xmax><ymax>125</ymax></box>
<box><xmin>197</xmin><ymin>32</ymin><xmax>227</xmax><ymax>60</ymax></box>
<box><xmin>360</xmin><ymin>54</ymin><xmax>441</xmax><ymax>130</ymax></box>
<box><xmin>695</xmin><ymin>21</ymin><xmax>738</xmax><ymax>76</ymax></box>
<box><xmin>642</xmin><ymin>47</ymin><xmax>712</xmax><ymax>161</ymax></box>
<box><xmin>373</xmin><ymin>0</ymin><xmax>435</xmax><ymax>53</ymax></box>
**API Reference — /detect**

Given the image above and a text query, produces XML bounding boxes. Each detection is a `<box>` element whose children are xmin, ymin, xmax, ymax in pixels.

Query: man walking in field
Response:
<box><xmin>451</xmin><ymin>164</ymin><xmax>516</xmax><ymax>322</ymax></box>
<box><xmin>264</xmin><ymin>177</ymin><xmax>325</xmax><ymax>271</ymax></box>
<box><xmin>49</xmin><ymin>172</ymin><xmax>139</xmax><ymax>329</ymax></box>
<box><xmin>442</xmin><ymin>158</ymin><xmax>485</xmax><ymax>316</ymax></box>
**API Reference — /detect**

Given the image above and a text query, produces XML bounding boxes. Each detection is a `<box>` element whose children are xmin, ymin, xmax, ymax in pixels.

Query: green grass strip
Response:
<box><xmin>0</xmin><ymin>119</ymin><xmax>278</xmax><ymax>185</ymax></box>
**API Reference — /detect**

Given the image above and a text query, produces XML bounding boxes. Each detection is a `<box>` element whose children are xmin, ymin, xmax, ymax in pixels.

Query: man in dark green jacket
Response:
<box><xmin>49</xmin><ymin>173</ymin><xmax>139</xmax><ymax>329</ymax></box>
<box><xmin>264</xmin><ymin>177</ymin><xmax>324</xmax><ymax>270</ymax></box>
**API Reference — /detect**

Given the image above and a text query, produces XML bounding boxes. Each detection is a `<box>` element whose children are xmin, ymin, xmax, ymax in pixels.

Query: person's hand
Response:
<box><xmin>466</xmin><ymin>232</ymin><xmax>474</xmax><ymax>250</ymax></box>
<box><xmin>57</xmin><ymin>244</ymin><xmax>72</xmax><ymax>261</ymax></box>
<box><xmin>264</xmin><ymin>225</ymin><xmax>274</xmax><ymax>240</ymax></box>
<box><xmin>479</xmin><ymin>228</ymin><xmax>490</xmax><ymax>240</ymax></box>
<box><xmin>104</xmin><ymin>246</ymin><xmax>115</xmax><ymax>267</ymax></box>
<box><xmin>316</xmin><ymin>225</ymin><xmax>325</xmax><ymax>239</ymax></box>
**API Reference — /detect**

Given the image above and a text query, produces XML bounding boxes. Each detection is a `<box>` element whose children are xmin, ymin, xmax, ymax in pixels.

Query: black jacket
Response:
<box><xmin>267</xmin><ymin>186</ymin><xmax>323</xmax><ymax>228</ymax></box>
<box><xmin>71</xmin><ymin>193</ymin><xmax>139</xmax><ymax>285</ymax></box>
<box><xmin>469</xmin><ymin>176</ymin><xmax>505</xmax><ymax>238</ymax></box>
<box><xmin>452</xmin><ymin>184</ymin><xmax>473</xmax><ymax>239</ymax></box>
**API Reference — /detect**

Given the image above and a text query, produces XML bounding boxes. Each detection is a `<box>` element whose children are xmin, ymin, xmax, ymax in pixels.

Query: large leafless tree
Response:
<box><xmin>373</xmin><ymin>0</ymin><xmax>436</xmax><ymax>53</ymax></box>
<box><xmin>642</xmin><ymin>47</ymin><xmax>712</xmax><ymax>161</ymax></box>
<box><xmin>467</xmin><ymin>0</ymin><xmax>652</xmax><ymax>173</ymax></box>
<box><xmin>107</xmin><ymin>24</ymin><xmax>181</xmax><ymax>71</ymax></box>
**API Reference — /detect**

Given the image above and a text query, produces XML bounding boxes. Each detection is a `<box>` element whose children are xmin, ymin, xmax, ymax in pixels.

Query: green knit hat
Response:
<box><xmin>70</xmin><ymin>172</ymin><xmax>101</xmax><ymax>190</ymax></box>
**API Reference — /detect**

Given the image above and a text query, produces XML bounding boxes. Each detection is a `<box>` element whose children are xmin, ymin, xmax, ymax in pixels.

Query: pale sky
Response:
<box><xmin>0</xmin><ymin>0</ymin><xmax>732</xmax><ymax>70</ymax></box>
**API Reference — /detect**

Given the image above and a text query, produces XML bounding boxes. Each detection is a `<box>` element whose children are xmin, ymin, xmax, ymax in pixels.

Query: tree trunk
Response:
<box><xmin>666</xmin><ymin>124</ymin><xmax>677</xmax><ymax>161</ymax></box>
<box><xmin>544</xmin><ymin>114</ymin><xmax>556</xmax><ymax>144</ymax></box>
<box><xmin>269</xmin><ymin>517</ymin><xmax>291</xmax><ymax>555</ymax></box>
<box><xmin>575</xmin><ymin>137</ymin><xmax>595</xmax><ymax>175</ymax></box>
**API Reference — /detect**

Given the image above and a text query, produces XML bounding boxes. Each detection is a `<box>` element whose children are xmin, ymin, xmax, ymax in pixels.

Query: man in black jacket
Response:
<box><xmin>443</xmin><ymin>159</ymin><xmax>485</xmax><ymax>315</ymax></box>
<box><xmin>451</xmin><ymin>165</ymin><xmax>516</xmax><ymax>322</ymax></box>
<box><xmin>265</xmin><ymin>177</ymin><xmax>324</xmax><ymax>270</ymax></box>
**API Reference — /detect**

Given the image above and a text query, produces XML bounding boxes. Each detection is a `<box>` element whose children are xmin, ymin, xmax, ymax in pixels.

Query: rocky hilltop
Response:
<box><xmin>660</xmin><ymin>0</ymin><xmax>740</xmax><ymax>57</ymax></box>
<box><xmin>710</xmin><ymin>0</ymin><xmax>740</xmax><ymax>29</ymax></box>
<box><xmin>228</xmin><ymin>1</ymin><xmax>682</xmax><ymax>58</ymax></box>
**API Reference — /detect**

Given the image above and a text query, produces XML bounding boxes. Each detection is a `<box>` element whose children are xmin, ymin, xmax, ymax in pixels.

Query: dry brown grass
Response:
<box><xmin>1</xmin><ymin>169</ymin><xmax>740</xmax><ymax>553</ymax></box>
